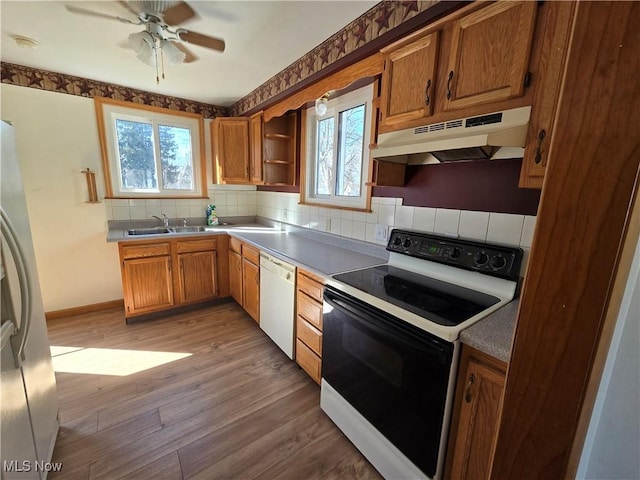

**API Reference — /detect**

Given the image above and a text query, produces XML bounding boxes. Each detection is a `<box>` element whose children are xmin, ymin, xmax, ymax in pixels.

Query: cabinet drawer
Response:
<box><xmin>242</xmin><ymin>243</ymin><xmax>260</xmax><ymax>265</ymax></box>
<box><xmin>121</xmin><ymin>242</ymin><xmax>170</xmax><ymax>259</ymax></box>
<box><xmin>297</xmin><ymin>291</ymin><xmax>322</xmax><ymax>330</ymax></box>
<box><xmin>296</xmin><ymin>315</ymin><xmax>322</xmax><ymax>356</ymax></box>
<box><xmin>296</xmin><ymin>338</ymin><xmax>321</xmax><ymax>384</ymax></box>
<box><xmin>176</xmin><ymin>238</ymin><xmax>217</xmax><ymax>253</ymax></box>
<box><xmin>297</xmin><ymin>271</ymin><xmax>324</xmax><ymax>303</ymax></box>
<box><xmin>229</xmin><ymin>236</ymin><xmax>242</xmax><ymax>254</ymax></box>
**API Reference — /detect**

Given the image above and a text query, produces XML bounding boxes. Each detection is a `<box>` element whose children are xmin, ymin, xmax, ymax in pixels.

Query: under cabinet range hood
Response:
<box><xmin>372</xmin><ymin>106</ymin><xmax>531</xmax><ymax>164</ymax></box>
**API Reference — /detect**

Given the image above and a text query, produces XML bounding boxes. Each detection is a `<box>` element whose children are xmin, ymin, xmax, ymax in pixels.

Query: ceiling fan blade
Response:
<box><xmin>179</xmin><ymin>30</ymin><xmax>225</xmax><ymax>52</ymax></box>
<box><xmin>65</xmin><ymin>5</ymin><xmax>136</xmax><ymax>24</ymax></box>
<box><xmin>117</xmin><ymin>1</ymin><xmax>140</xmax><ymax>17</ymax></box>
<box><xmin>163</xmin><ymin>1</ymin><xmax>198</xmax><ymax>26</ymax></box>
<box><xmin>174</xmin><ymin>42</ymin><xmax>198</xmax><ymax>63</ymax></box>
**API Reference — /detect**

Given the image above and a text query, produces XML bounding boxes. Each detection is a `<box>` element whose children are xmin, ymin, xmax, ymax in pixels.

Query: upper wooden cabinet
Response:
<box><xmin>444</xmin><ymin>1</ymin><xmax>537</xmax><ymax>111</ymax></box>
<box><xmin>519</xmin><ymin>1</ymin><xmax>576</xmax><ymax>189</ymax></box>
<box><xmin>380</xmin><ymin>31</ymin><xmax>439</xmax><ymax>127</ymax></box>
<box><xmin>211</xmin><ymin>117</ymin><xmax>250</xmax><ymax>184</ymax></box>
<box><xmin>249</xmin><ymin>112</ymin><xmax>264</xmax><ymax>184</ymax></box>
<box><xmin>378</xmin><ymin>1</ymin><xmax>539</xmax><ymax>133</ymax></box>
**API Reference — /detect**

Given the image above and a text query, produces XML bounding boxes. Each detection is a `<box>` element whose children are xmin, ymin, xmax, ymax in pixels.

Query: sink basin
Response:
<box><xmin>127</xmin><ymin>228</ymin><xmax>173</xmax><ymax>236</ymax></box>
<box><xmin>173</xmin><ymin>226</ymin><xmax>206</xmax><ymax>233</ymax></box>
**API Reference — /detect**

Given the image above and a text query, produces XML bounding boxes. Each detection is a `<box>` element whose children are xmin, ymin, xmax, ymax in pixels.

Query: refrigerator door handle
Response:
<box><xmin>1</xmin><ymin>208</ymin><xmax>33</xmax><ymax>365</ymax></box>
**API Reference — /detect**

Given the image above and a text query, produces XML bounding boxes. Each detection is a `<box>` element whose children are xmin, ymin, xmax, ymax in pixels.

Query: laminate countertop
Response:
<box><xmin>459</xmin><ymin>300</ymin><xmax>519</xmax><ymax>363</ymax></box>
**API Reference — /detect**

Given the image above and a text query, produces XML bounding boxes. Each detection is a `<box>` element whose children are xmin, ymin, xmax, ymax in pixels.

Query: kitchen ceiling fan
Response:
<box><xmin>65</xmin><ymin>1</ymin><xmax>225</xmax><ymax>84</ymax></box>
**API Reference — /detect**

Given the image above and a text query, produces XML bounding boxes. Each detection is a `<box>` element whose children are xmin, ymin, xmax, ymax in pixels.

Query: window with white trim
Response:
<box><xmin>304</xmin><ymin>84</ymin><xmax>373</xmax><ymax>209</ymax></box>
<box><xmin>96</xmin><ymin>98</ymin><xmax>205</xmax><ymax>198</ymax></box>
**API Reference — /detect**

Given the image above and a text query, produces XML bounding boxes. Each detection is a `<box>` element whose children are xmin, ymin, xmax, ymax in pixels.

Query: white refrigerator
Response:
<box><xmin>1</xmin><ymin>121</ymin><xmax>59</xmax><ymax>479</ymax></box>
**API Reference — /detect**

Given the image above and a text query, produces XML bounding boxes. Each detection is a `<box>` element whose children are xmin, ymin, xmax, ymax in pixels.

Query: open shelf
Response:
<box><xmin>262</xmin><ymin>111</ymin><xmax>297</xmax><ymax>186</ymax></box>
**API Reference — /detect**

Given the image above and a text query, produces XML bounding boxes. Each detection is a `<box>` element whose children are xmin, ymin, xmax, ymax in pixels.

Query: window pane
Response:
<box><xmin>158</xmin><ymin>125</ymin><xmax>194</xmax><ymax>190</ymax></box>
<box><xmin>336</xmin><ymin>104</ymin><xmax>365</xmax><ymax>197</ymax></box>
<box><xmin>315</xmin><ymin>117</ymin><xmax>335</xmax><ymax>196</ymax></box>
<box><xmin>115</xmin><ymin>119</ymin><xmax>158</xmax><ymax>190</ymax></box>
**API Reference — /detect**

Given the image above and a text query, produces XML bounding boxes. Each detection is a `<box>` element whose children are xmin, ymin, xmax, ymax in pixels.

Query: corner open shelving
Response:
<box><xmin>262</xmin><ymin>112</ymin><xmax>297</xmax><ymax>185</ymax></box>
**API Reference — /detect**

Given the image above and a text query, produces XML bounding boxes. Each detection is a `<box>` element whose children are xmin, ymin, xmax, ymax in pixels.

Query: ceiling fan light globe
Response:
<box><xmin>161</xmin><ymin>40</ymin><xmax>186</xmax><ymax>66</ymax></box>
<box><xmin>129</xmin><ymin>31</ymin><xmax>156</xmax><ymax>66</ymax></box>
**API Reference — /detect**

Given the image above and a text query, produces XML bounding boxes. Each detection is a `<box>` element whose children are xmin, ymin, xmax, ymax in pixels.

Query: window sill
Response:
<box><xmin>105</xmin><ymin>195</ymin><xmax>209</xmax><ymax>200</ymax></box>
<box><xmin>299</xmin><ymin>201</ymin><xmax>372</xmax><ymax>213</ymax></box>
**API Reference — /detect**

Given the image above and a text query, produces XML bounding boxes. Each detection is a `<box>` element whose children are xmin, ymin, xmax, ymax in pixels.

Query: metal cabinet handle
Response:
<box><xmin>534</xmin><ymin>129</ymin><xmax>547</xmax><ymax>164</ymax></box>
<box><xmin>464</xmin><ymin>373</ymin><xmax>475</xmax><ymax>403</ymax></box>
<box><xmin>424</xmin><ymin>79</ymin><xmax>432</xmax><ymax>106</ymax></box>
<box><xmin>446</xmin><ymin>71</ymin><xmax>454</xmax><ymax>100</ymax></box>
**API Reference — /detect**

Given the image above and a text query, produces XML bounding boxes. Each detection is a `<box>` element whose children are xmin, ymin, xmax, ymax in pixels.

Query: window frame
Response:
<box><xmin>303</xmin><ymin>84</ymin><xmax>373</xmax><ymax>210</ymax></box>
<box><xmin>95</xmin><ymin>97</ymin><xmax>207</xmax><ymax>199</ymax></box>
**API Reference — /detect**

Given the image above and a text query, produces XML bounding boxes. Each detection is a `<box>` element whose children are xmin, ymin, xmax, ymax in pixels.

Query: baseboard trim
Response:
<box><xmin>45</xmin><ymin>299</ymin><xmax>124</xmax><ymax>321</ymax></box>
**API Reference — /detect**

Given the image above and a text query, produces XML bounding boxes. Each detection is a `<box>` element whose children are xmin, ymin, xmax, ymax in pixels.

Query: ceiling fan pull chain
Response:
<box><xmin>155</xmin><ymin>46</ymin><xmax>160</xmax><ymax>85</ymax></box>
<box><xmin>161</xmin><ymin>46</ymin><xmax>166</xmax><ymax>80</ymax></box>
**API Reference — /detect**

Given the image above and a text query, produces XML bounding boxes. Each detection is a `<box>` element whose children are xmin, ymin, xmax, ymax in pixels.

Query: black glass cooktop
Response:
<box><xmin>332</xmin><ymin>265</ymin><xmax>500</xmax><ymax>327</ymax></box>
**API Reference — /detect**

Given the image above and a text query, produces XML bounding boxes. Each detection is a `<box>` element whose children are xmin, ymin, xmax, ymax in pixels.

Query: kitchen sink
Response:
<box><xmin>127</xmin><ymin>228</ymin><xmax>173</xmax><ymax>236</ymax></box>
<box><xmin>172</xmin><ymin>226</ymin><xmax>206</xmax><ymax>233</ymax></box>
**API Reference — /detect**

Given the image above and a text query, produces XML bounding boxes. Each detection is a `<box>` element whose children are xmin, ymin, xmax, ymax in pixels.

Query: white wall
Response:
<box><xmin>577</xmin><ymin>236</ymin><xmax>640</xmax><ymax>479</ymax></box>
<box><xmin>0</xmin><ymin>84</ymin><xmax>258</xmax><ymax>311</ymax></box>
<box><xmin>1</xmin><ymin>84</ymin><xmax>123</xmax><ymax>311</ymax></box>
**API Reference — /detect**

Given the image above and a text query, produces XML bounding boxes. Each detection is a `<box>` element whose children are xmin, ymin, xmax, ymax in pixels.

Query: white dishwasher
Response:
<box><xmin>259</xmin><ymin>252</ymin><xmax>296</xmax><ymax>359</ymax></box>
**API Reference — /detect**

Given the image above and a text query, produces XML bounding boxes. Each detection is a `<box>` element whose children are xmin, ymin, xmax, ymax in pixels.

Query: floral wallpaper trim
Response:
<box><xmin>0</xmin><ymin>62</ymin><xmax>228</xmax><ymax>119</ymax></box>
<box><xmin>229</xmin><ymin>0</ymin><xmax>440</xmax><ymax>116</ymax></box>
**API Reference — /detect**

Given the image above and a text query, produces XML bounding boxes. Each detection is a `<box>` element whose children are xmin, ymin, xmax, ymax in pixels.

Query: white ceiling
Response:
<box><xmin>1</xmin><ymin>0</ymin><xmax>378</xmax><ymax>107</ymax></box>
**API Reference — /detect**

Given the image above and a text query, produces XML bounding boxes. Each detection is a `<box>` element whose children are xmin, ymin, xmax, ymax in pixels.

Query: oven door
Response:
<box><xmin>322</xmin><ymin>285</ymin><xmax>454</xmax><ymax>478</ymax></box>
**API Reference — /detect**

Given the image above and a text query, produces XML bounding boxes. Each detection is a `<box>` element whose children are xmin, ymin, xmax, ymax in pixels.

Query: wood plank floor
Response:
<box><xmin>46</xmin><ymin>302</ymin><xmax>382</xmax><ymax>480</ymax></box>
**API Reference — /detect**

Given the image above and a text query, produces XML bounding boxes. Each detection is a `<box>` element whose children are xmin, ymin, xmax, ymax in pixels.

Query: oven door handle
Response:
<box><xmin>324</xmin><ymin>290</ymin><xmax>452</xmax><ymax>363</ymax></box>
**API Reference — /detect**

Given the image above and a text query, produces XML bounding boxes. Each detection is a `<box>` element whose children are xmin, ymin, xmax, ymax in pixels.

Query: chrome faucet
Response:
<box><xmin>151</xmin><ymin>214</ymin><xmax>170</xmax><ymax>227</ymax></box>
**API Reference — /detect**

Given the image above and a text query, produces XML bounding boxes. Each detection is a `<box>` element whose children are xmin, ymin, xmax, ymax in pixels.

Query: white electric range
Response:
<box><xmin>320</xmin><ymin>229</ymin><xmax>522</xmax><ymax>479</ymax></box>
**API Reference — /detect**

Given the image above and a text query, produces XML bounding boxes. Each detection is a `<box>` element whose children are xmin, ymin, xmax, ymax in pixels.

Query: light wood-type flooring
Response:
<box><xmin>46</xmin><ymin>301</ymin><xmax>382</xmax><ymax>479</ymax></box>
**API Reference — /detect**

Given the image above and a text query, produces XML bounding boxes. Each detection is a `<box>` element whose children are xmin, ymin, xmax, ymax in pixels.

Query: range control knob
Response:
<box><xmin>490</xmin><ymin>256</ymin><xmax>507</xmax><ymax>269</ymax></box>
<box><xmin>474</xmin><ymin>252</ymin><xmax>489</xmax><ymax>266</ymax></box>
<box><xmin>393</xmin><ymin>236</ymin><xmax>402</xmax><ymax>246</ymax></box>
<box><xmin>403</xmin><ymin>238</ymin><xmax>412</xmax><ymax>248</ymax></box>
<box><xmin>449</xmin><ymin>247</ymin><xmax>462</xmax><ymax>260</ymax></box>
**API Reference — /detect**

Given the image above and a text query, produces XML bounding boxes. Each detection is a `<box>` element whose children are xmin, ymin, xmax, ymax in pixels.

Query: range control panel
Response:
<box><xmin>387</xmin><ymin>229</ymin><xmax>523</xmax><ymax>281</ymax></box>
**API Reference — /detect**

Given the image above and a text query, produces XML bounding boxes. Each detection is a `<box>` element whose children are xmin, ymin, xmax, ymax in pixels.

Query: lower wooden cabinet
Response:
<box><xmin>229</xmin><ymin>236</ymin><xmax>260</xmax><ymax>323</ymax></box>
<box><xmin>445</xmin><ymin>345</ymin><xmax>507</xmax><ymax>480</ymax></box>
<box><xmin>118</xmin><ymin>235</ymin><xmax>229</xmax><ymax>320</ymax></box>
<box><xmin>295</xmin><ymin>269</ymin><xmax>324</xmax><ymax>384</ymax></box>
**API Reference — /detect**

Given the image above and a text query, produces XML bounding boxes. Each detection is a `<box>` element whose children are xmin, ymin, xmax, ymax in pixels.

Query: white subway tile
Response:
<box><xmin>226</xmin><ymin>192</ymin><xmax>238</xmax><ymax>206</ymax></box>
<box><xmin>395</xmin><ymin>206</ymin><xmax>414</xmax><ymax>228</ymax></box>
<box><xmin>459</xmin><ymin>211</ymin><xmax>490</xmax><ymax>241</ymax></box>
<box><xmin>395</xmin><ymin>198</ymin><xmax>404</xmax><ymax>206</ymax></box>
<box><xmin>129</xmin><ymin>206</ymin><xmax>147</xmax><ymax>220</ymax></box>
<box><xmin>128</xmin><ymin>199</ymin><xmax>146</xmax><ymax>207</ymax></box>
<box><xmin>330</xmin><ymin>208</ymin><xmax>342</xmax><ymax>219</ymax></box>
<box><xmin>104</xmin><ymin>205</ymin><xmax>114</xmax><ymax>221</ymax></box>
<box><xmin>176</xmin><ymin>205</ymin><xmax>191</xmax><ymax>219</ymax></box>
<box><xmin>487</xmin><ymin>213</ymin><xmax>525</xmax><ymax>246</ymax></box>
<box><xmin>189</xmin><ymin>205</ymin><xmax>203</xmax><ymax>217</ymax></box>
<box><xmin>378</xmin><ymin>197</ymin><xmax>396</xmax><ymax>205</ymax></box>
<box><xmin>146</xmin><ymin>199</ymin><xmax>162</xmax><ymax>207</ymax></box>
<box><xmin>378</xmin><ymin>205</ymin><xmax>396</xmax><ymax>225</ymax></box>
<box><xmin>330</xmin><ymin>219</ymin><xmax>341</xmax><ymax>235</ymax></box>
<box><xmin>352</xmin><ymin>211</ymin><xmax>367</xmax><ymax>222</ymax></box>
<box><xmin>340</xmin><ymin>210</ymin><xmax>354</xmax><ymax>220</ymax></box>
<box><xmin>520</xmin><ymin>216</ymin><xmax>537</xmax><ymax>248</ymax></box>
<box><xmin>412</xmin><ymin>207</ymin><xmax>436</xmax><ymax>232</ymax></box>
<box><xmin>352</xmin><ymin>221</ymin><xmax>366</xmax><ymax>241</ymax></box>
<box><xmin>340</xmin><ymin>219</ymin><xmax>353</xmax><ymax>238</ymax></box>
<box><xmin>110</xmin><ymin>198</ymin><xmax>129</xmax><ymax>207</ymax></box>
<box><xmin>112</xmin><ymin>206</ymin><xmax>131</xmax><ymax>220</ymax></box>
<box><xmin>434</xmin><ymin>209</ymin><xmax>461</xmax><ymax>235</ymax></box>
<box><xmin>371</xmin><ymin>196</ymin><xmax>380</xmax><ymax>205</ymax></box>
<box><xmin>146</xmin><ymin>205</ymin><xmax>163</xmax><ymax>217</ymax></box>
<box><xmin>365</xmin><ymin>223</ymin><xmax>377</xmax><ymax>243</ymax></box>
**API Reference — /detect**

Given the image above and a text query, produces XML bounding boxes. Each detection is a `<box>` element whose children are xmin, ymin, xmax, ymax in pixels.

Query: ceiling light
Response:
<box><xmin>12</xmin><ymin>35</ymin><xmax>39</xmax><ymax>49</ymax></box>
<box><xmin>160</xmin><ymin>40</ymin><xmax>186</xmax><ymax>67</ymax></box>
<box><xmin>129</xmin><ymin>29</ymin><xmax>186</xmax><ymax>85</ymax></box>
<box><xmin>129</xmin><ymin>31</ymin><xmax>155</xmax><ymax>66</ymax></box>
<box><xmin>315</xmin><ymin>93</ymin><xmax>330</xmax><ymax>116</ymax></box>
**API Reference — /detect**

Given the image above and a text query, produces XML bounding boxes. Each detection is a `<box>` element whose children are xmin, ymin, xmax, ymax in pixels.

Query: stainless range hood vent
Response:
<box><xmin>372</xmin><ymin>106</ymin><xmax>531</xmax><ymax>164</ymax></box>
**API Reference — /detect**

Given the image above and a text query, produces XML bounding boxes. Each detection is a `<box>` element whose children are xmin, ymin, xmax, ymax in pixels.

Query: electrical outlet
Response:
<box><xmin>375</xmin><ymin>224</ymin><xmax>388</xmax><ymax>242</ymax></box>
<box><xmin>324</xmin><ymin>218</ymin><xmax>331</xmax><ymax>231</ymax></box>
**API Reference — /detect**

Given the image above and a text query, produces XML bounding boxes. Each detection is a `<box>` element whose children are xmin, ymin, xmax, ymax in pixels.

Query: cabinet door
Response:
<box><xmin>447</xmin><ymin>354</ymin><xmax>506</xmax><ymax>480</ymax></box>
<box><xmin>122</xmin><ymin>256</ymin><xmax>174</xmax><ymax>316</ymax></box>
<box><xmin>444</xmin><ymin>1</ymin><xmax>537</xmax><ymax>111</ymax></box>
<box><xmin>249</xmin><ymin>112</ymin><xmax>263</xmax><ymax>184</ymax></box>
<box><xmin>214</xmin><ymin>118</ymin><xmax>250</xmax><ymax>183</ymax></box>
<box><xmin>380</xmin><ymin>31</ymin><xmax>439</xmax><ymax>127</ymax></box>
<box><xmin>229</xmin><ymin>249</ymin><xmax>243</xmax><ymax>306</ymax></box>
<box><xmin>519</xmin><ymin>1</ymin><xmax>576</xmax><ymax>189</ymax></box>
<box><xmin>177</xmin><ymin>250</ymin><xmax>217</xmax><ymax>305</ymax></box>
<box><xmin>242</xmin><ymin>258</ymin><xmax>260</xmax><ymax>323</ymax></box>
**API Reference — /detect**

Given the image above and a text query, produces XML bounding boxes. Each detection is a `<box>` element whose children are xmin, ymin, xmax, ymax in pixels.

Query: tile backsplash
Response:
<box><xmin>106</xmin><ymin>189</ymin><xmax>536</xmax><ymax>275</ymax></box>
<box><xmin>255</xmin><ymin>191</ymin><xmax>537</xmax><ymax>275</ymax></box>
